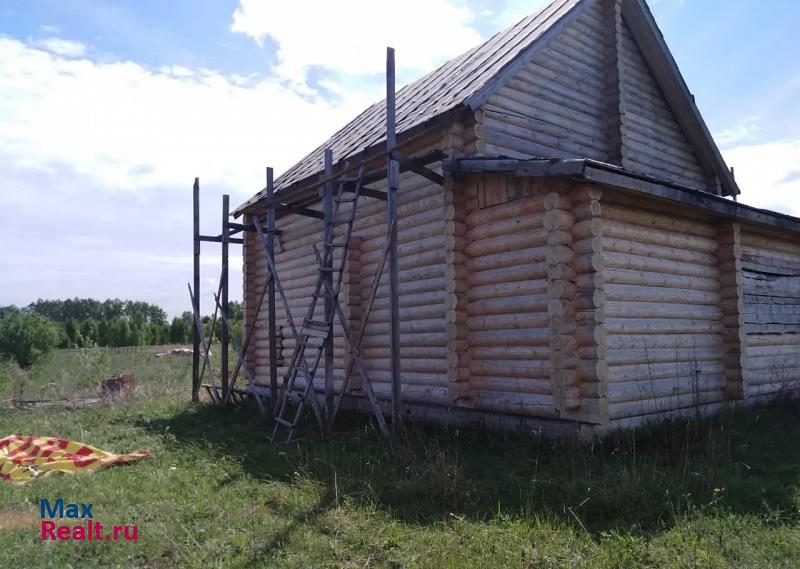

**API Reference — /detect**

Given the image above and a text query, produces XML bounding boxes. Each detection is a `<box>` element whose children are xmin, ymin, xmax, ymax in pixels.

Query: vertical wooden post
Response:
<box><xmin>323</xmin><ymin>149</ymin><xmax>335</xmax><ymax>430</ymax></box>
<box><xmin>266</xmin><ymin>168</ymin><xmax>279</xmax><ymax>413</ymax></box>
<box><xmin>192</xmin><ymin>178</ymin><xmax>201</xmax><ymax>403</ymax></box>
<box><xmin>221</xmin><ymin>194</ymin><xmax>230</xmax><ymax>403</ymax></box>
<box><xmin>386</xmin><ymin>47</ymin><xmax>402</xmax><ymax>430</ymax></box>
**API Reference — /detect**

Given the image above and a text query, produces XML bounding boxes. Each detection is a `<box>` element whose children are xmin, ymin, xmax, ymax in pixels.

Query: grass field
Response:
<box><xmin>0</xmin><ymin>348</ymin><xmax>799</xmax><ymax>568</ymax></box>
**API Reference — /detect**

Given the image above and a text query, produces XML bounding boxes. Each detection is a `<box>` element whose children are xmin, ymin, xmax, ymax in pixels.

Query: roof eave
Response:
<box><xmin>233</xmin><ymin>104</ymin><xmax>470</xmax><ymax>217</ymax></box>
<box><xmin>444</xmin><ymin>157</ymin><xmax>797</xmax><ymax>233</ymax></box>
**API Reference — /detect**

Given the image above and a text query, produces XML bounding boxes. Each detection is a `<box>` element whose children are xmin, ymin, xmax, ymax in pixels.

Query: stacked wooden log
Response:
<box><xmin>343</xmin><ymin>235</ymin><xmax>363</xmax><ymax>392</ymax></box>
<box><xmin>717</xmin><ymin>221</ymin><xmax>747</xmax><ymax>400</ymax></box>
<box><xmin>476</xmin><ymin>2</ymin><xmax>611</xmax><ymax>163</ymax></box>
<box><xmin>617</xmin><ymin>20</ymin><xmax>707</xmax><ymax>189</ymax></box>
<box><xmin>357</xmin><ymin>166</ymin><xmax>449</xmax><ymax>404</ymax></box>
<box><xmin>443</xmin><ymin>124</ymin><xmax>471</xmax><ymax>402</ymax></box>
<box><xmin>571</xmin><ymin>185</ymin><xmax>608</xmax><ymax>424</ymax></box>
<box><xmin>544</xmin><ymin>190</ymin><xmax>581</xmax><ymax>413</ymax></box>
<box><xmin>464</xmin><ymin>178</ymin><xmax>556</xmax><ymax>418</ymax></box>
<box><xmin>598</xmin><ymin>195</ymin><xmax>726</xmax><ymax>422</ymax></box>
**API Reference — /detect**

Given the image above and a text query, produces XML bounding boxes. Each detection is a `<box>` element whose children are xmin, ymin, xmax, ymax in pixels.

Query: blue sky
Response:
<box><xmin>0</xmin><ymin>0</ymin><xmax>798</xmax><ymax>316</ymax></box>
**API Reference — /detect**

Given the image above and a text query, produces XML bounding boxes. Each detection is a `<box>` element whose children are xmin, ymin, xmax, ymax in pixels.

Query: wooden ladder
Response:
<box><xmin>271</xmin><ymin>168</ymin><xmax>388</xmax><ymax>444</ymax></box>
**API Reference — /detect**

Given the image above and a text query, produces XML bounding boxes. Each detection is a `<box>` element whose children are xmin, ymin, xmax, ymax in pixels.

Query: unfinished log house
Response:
<box><xmin>228</xmin><ymin>0</ymin><xmax>800</xmax><ymax>435</ymax></box>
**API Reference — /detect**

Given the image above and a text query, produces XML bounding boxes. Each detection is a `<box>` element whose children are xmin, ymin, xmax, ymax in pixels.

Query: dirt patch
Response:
<box><xmin>0</xmin><ymin>507</ymin><xmax>39</xmax><ymax>532</ymax></box>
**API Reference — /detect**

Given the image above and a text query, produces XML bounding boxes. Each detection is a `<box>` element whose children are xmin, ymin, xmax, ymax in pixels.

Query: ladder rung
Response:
<box><xmin>304</xmin><ymin>319</ymin><xmax>329</xmax><ymax>329</ymax></box>
<box><xmin>324</xmin><ymin>241</ymin><xmax>347</xmax><ymax>248</ymax></box>
<box><xmin>274</xmin><ymin>417</ymin><xmax>293</xmax><ymax>427</ymax></box>
<box><xmin>338</xmin><ymin>176</ymin><xmax>360</xmax><ymax>183</ymax></box>
<box><xmin>335</xmin><ymin>196</ymin><xmax>357</xmax><ymax>203</ymax></box>
<box><xmin>302</xmin><ymin>329</ymin><xmax>328</xmax><ymax>340</ymax></box>
<box><xmin>312</xmin><ymin>291</ymin><xmax>337</xmax><ymax>298</ymax></box>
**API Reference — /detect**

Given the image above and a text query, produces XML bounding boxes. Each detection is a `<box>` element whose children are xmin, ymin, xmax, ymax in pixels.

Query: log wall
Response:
<box><xmin>475</xmin><ymin>1</ymin><xmax>611</xmax><ymax>163</ymax></box>
<box><xmin>242</xmin><ymin>170</ymin><xmax>800</xmax><ymax>431</ymax></box>
<box><xmin>617</xmin><ymin>19</ymin><xmax>707</xmax><ymax>189</ymax></box>
<box><xmin>462</xmin><ymin>177</ymin><xmax>558</xmax><ymax>418</ymax></box>
<box><xmin>593</xmin><ymin>193</ymin><xmax>728</xmax><ymax>425</ymax></box>
<box><xmin>242</xmin><ymin>126</ymin><xmax>475</xmax><ymax>407</ymax></box>
<box><xmin>473</xmin><ymin>0</ymin><xmax>712</xmax><ymax>193</ymax></box>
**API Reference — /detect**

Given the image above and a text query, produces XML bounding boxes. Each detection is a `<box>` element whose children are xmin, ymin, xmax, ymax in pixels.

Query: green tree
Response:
<box><xmin>110</xmin><ymin>318</ymin><xmax>131</xmax><ymax>347</ymax></box>
<box><xmin>169</xmin><ymin>317</ymin><xmax>187</xmax><ymax>344</ymax></box>
<box><xmin>0</xmin><ymin>312</ymin><xmax>59</xmax><ymax>368</ymax></box>
<box><xmin>65</xmin><ymin>319</ymin><xmax>81</xmax><ymax>347</ymax></box>
<box><xmin>97</xmin><ymin>319</ymin><xmax>111</xmax><ymax>346</ymax></box>
<box><xmin>81</xmin><ymin>318</ymin><xmax>99</xmax><ymax>347</ymax></box>
<box><xmin>228</xmin><ymin>301</ymin><xmax>244</xmax><ymax>320</ymax></box>
<box><xmin>0</xmin><ymin>305</ymin><xmax>19</xmax><ymax>319</ymax></box>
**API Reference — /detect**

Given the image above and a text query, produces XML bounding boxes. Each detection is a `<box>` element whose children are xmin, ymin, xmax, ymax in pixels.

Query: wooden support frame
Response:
<box><xmin>386</xmin><ymin>47</ymin><xmax>402</xmax><ymax>431</ymax></box>
<box><xmin>190</xmin><ymin>47</ymin><xmax>454</xmax><ymax>438</ymax></box>
<box><xmin>323</xmin><ymin>150</ymin><xmax>336</xmax><ymax>430</ymax></box>
<box><xmin>266</xmin><ymin>168</ymin><xmax>279</xmax><ymax>413</ymax></box>
<box><xmin>221</xmin><ymin>195</ymin><xmax>230</xmax><ymax>402</ymax></box>
<box><xmin>188</xmin><ymin>283</ymin><xmax>220</xmax><ymax>405</ymax></box>
<box><xmin>390</xmin><ymin>150</ymin><xmax>445</xmax><ymax>186</ymax></box>
<box><xmin>213</xmin><ymin>291</ymin><xmax>265</xmax><ymax>413</ymax></box>
<box><xmin>192</xmin><ymin>178</ymin><xmax>201</xmax><ymax>403</ymax></box>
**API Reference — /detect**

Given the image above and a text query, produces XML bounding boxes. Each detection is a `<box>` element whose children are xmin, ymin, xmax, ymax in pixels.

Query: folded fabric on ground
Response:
<box><xmin>0</xmin><ymin>435</ymin><xmax>151</xmax><ymax>485</ymax></box>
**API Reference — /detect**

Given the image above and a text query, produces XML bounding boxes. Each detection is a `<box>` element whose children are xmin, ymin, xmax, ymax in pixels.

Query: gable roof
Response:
<box><xmin>236</xmin><ymin>0</ymin><xmax>738</xmax><ymax>215</ymax></box>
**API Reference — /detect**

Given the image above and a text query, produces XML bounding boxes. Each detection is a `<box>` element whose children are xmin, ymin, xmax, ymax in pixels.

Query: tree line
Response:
<box><xmin>0</xmin><ymin>298</ymin><xmax>243</xmax><ymax>368</ymax></box>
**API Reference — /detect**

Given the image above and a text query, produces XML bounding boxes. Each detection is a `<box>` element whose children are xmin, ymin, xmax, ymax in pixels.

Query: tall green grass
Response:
<box><xmin>0</xmin><ymin>348</ymin><xmax>798</xmax><ymax>568</ymax></box>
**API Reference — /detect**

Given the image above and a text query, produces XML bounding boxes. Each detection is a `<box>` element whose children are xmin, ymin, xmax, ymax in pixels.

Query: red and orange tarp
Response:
<box><xmin>0</xmin><ymin>435</ymin><xmax>151</xmax><ymax>485</ymax></box>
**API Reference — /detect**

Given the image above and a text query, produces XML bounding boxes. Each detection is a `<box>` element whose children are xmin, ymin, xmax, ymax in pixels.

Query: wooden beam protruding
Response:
<box><xmin>390</xmin><ymin>151</ymin><xmax>445</xmax><ymax>186</ymax></box>
<box><xmin>266</xmin><ymin>167</ymin><xmax>279</xmax><ymax>413</ymax></box>
<box><xmin>386</xmin><ymin>46</ymin><xmax>402</xmax><ymax>431</ymax></box>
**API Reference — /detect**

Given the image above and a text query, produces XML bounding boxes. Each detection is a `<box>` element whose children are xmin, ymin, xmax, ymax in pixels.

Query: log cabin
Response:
<box><xmin>232</xmin><ymin>0</ymin><xmax>800</xmax><ymax>435</ymax></box>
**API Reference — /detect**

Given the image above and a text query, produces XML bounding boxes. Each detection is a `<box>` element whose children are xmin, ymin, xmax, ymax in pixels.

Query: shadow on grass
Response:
<box><xmin>138</xmin><ymin>398</ymin><xmax>800</xmax><ymax>536</ymax></box>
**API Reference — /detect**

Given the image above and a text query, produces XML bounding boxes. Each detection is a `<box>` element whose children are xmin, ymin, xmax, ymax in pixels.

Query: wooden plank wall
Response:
<box><xmin>594</xmin><ymin>193</ymin><xmax>727</xmax><ymax>425</ymax></box>
<box><xmin>740</xmin><ymin>229</ymin><xmax>800</xmax><ymax>397</ymax></box>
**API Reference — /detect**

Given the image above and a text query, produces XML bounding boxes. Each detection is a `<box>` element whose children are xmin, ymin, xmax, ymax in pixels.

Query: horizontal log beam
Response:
<box><xmin>199</xmin><ymin>234</ymin><xmax>244</xmax><ymax>245</ymax></box>
<box><xmin>391</xmin><ymin>151</ymin><xmax>445</xmax><ymax>185</ymax></box>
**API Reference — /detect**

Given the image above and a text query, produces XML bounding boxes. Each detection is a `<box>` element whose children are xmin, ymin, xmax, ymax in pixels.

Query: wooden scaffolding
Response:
<box><xmin>189</xmin><ymin>48</ymin><xmax>447</xmax><ymax>440</ymax></box>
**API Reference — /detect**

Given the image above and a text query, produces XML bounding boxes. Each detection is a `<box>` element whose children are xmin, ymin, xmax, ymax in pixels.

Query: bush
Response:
<box><xmin>0</xmin><ymin>311</ymin><xmax>60</xmax><ymax>368</ymax></box>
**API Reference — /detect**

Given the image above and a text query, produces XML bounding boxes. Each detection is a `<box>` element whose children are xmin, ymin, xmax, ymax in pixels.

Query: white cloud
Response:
<box><xmin>723</xmin><ymin>139</ymin><xmax>800</xmax><ymax>216</ymax></box>
<box><xmin>0</xmin><ymin>37</ymin><xmax>379</xmax><ymax>315</ymax></box>
<box><xmin>37</xmin><ymin>37</ymin><xmax>88</xmax><ymax>57</ymax></box>
<box><xmin>0</xmin><ymin>37</ymin><xmax>376</xmax><ymax>197</ymax></box>
<box><xmin>230</xmin><ymin>0</ymin><xmax>483</xmax><ymax>86</ymax></box>
<box><xmin>715</xmin><ymin>115</ymin><xmax>764</xmax><ymax>147</ymax></box>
